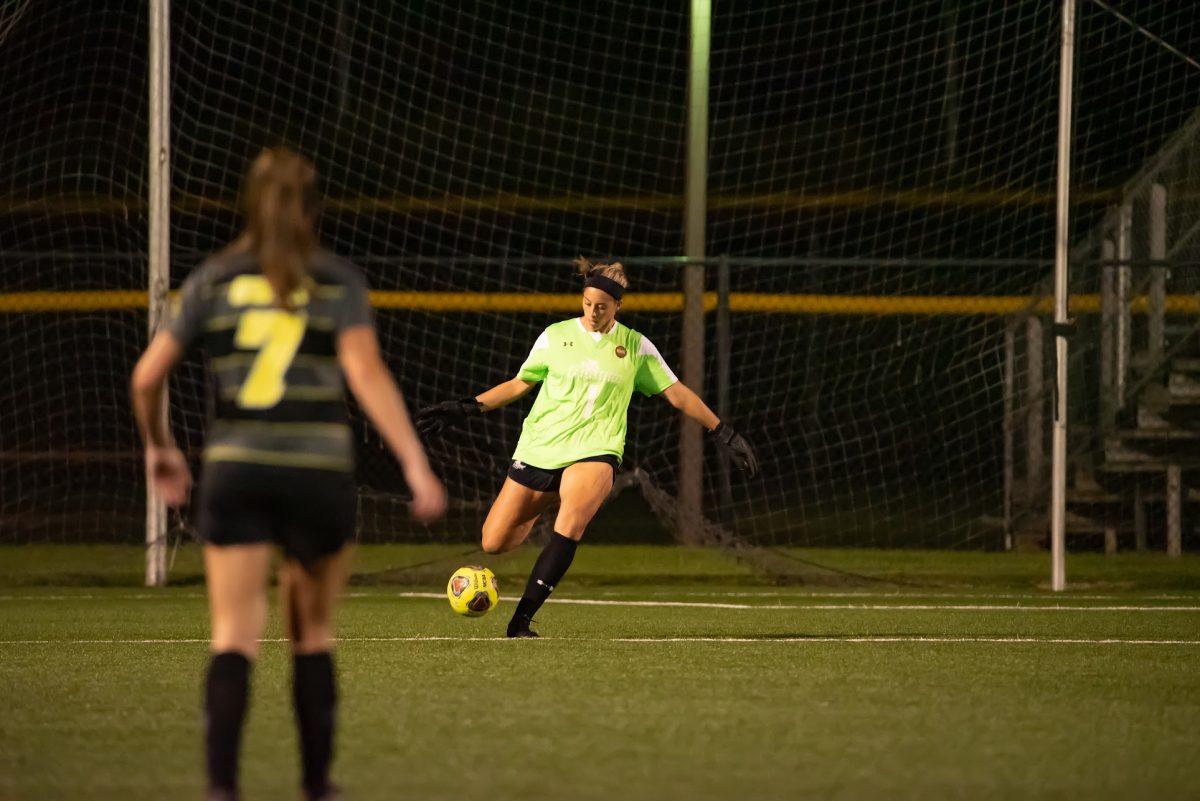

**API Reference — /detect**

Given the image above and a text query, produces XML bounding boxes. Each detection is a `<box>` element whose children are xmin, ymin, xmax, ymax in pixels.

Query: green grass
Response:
<box><xmin>5</xmin><ymin>542</ymin><xmax>1200</xmax><ymax>591</ymax></box>
<box><xmin>1</xmin><ymin>545</ymin><xmax>1199</xmax><ymax>800</ymax></box>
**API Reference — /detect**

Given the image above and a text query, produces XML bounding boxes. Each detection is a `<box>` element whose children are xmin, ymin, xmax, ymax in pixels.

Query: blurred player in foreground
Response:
<box><xmin>131</xmin><ymin>148</ymin><xmax>445</xmax><ymax>801</ymax></box>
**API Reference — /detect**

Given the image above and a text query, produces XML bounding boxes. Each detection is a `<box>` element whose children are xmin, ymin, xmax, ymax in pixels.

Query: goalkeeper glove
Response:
<box><xmin>415</xmin><ymin>398</ymin><xmax>483</xmax><ymax>437</ymax></box>
<box><xmin>708</xmin><ymin>421</ymin><xmax>759</xmax><ymax>478</ymax></box>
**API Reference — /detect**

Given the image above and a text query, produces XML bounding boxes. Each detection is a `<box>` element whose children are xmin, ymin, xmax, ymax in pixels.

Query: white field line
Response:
<box><xmin>0</xmin><ymin>593</ymin><xmax>201</xmax><ymax>601</ymax></box>
<box><xmin>11</xmin><ymin>586</ymin><xmax>1200</xmax><ymax>602</ymax></box>
<box><xmin>1</xmin><ymin>635</ymin><xmax>1198</xmax><ymax>646</ymax></box>
<box><xmin>605</xmin><ymin>590</ymin><xmax>1200</xmax><ymax>601</ymax></box>
<box><xmin>8</xmin><ymin>589</ymin><xmax>1191</xmax><ymax>601</ymax></box>
<box><xmin>2</xmin><ymin>591</ymin><xmax>1200</xmax><ymax>612</ymax></box>
<box><xmin>608</xmin><ymin>636</ymin><xmax>1200</xmax><ymax>645</ymax></box>
<box><xmin>390</xmin><ymin>592</ymin><xmax>1200</xmax><ymax>612</ymax></box>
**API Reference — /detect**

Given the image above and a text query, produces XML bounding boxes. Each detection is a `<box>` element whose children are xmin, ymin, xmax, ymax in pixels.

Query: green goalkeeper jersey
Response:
<box><xmin>512</xmin><ymin>318</ymin><xmax>679</xmax><ymax>469</ymax></box>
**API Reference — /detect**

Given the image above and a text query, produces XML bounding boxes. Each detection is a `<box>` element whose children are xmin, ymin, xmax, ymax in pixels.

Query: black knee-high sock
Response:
<box><xmin>293</xmin><ymin>652</ymin><xmax>337</xmax><ymax>797</ymax></box>
<box><xmin>204</xmin><ymin>651</ymin><xmax>251</xmax><ymax>792</ymax></box>
<box><xmin>511</xmin><ymin>531</ymin><xmax>578</xmax><ymax>624</ymax></box>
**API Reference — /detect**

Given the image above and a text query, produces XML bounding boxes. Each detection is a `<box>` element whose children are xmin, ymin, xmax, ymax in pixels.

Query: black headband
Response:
<box><xmin>584</xmin><ymin>273</ymin><xmax>625</xmax><ymax>301</ymax></box>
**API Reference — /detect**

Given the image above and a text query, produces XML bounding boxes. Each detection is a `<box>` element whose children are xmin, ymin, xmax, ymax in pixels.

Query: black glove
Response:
<box><xmin>709</xmin><ymin>421</ymin><xmax>759</xmax><ymax>478</ymax></box>
<box><xmin>415</xmin><ymin>398</ymin><xmax>483</xmax><ymax>437</ymax></box>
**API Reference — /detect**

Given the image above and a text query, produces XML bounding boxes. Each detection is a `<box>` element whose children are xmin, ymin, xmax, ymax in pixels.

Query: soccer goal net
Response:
<box><xmin>3</xmin><ymin>2</ymin><xmax>1199</xmax><ymax>563</ymax></box>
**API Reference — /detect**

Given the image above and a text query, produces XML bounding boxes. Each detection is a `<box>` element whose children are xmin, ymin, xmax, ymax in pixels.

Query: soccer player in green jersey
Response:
<box><xmin>417</xmin><ymin>258</ymin><xmax>758</xmax><ymax>637</ymax></box>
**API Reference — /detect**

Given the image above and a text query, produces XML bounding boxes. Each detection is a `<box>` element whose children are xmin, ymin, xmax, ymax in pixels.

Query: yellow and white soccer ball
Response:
<box><xmin>446</xmin><ymin>565</ymin><xmax>500</xmax><ymax>617</ymax></box>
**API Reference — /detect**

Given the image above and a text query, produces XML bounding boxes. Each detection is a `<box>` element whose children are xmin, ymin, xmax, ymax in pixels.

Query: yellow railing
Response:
<box><xmin>1</xmin><ymin>290</ymin><xmax>1197</xmax><ymax>316</ymax></box>
<box><xmin>0</xmin><ymin>187</ymin><xmax>1121</xmax><ymax>216</ymax></box>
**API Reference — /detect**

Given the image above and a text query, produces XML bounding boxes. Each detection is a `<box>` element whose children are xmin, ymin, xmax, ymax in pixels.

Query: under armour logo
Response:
<box><xmin>562</xmin><ymin>341</ymin><xmax>573</xmax><ymax>347</ymax></box>
<box><xmin>536</xmin><ymin>579</ymin><xmax>555</xmax><ymax>592</ymax></box>
<box><xmin>512</xmin><ymin>461</ymin><xmax>526</xmax><ymax>470</ymax></box>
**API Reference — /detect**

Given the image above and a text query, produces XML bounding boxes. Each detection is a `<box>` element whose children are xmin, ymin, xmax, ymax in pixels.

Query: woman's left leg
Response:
<box><xmin>507</xmin><ymin>460</ymin><xmax>613</xmax><ymax>637</ymax></box>
<box><xmin>279</xmin><ymin>545</ymin><xmax>356</xmax><ymax>801</ymax></box>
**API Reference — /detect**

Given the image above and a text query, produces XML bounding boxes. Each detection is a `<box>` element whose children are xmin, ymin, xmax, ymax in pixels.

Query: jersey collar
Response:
<box><xmin>576</xmin><ymin>317</ymin><xmax>617</xmax><ymax>344</ymax></box>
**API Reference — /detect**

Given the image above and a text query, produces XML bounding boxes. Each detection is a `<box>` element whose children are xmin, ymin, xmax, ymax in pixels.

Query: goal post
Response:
<box><xmin>678</xmin><ymin>0</ymin><xmax>711</xmax><ymax>544</ymax></box>
<box><xmin>1049</xmin><ymin>0</ymin><xmax>1077</xmax><ymax>592</ymax></box>
<box><xmin>145</xmin><ymin>0</ymin><xmax>170</xmax><ymax>587</ymax></box>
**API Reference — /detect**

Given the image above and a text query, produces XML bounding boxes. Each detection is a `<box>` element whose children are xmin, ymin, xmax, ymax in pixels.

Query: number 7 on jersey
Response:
<box><xmin>233</xmin><ymin>309</ymin><xmax>308</xmax><ymax>409</ymax></box>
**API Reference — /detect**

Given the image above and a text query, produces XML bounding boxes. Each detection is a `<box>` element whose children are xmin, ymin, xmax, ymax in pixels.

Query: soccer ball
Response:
<box><xmin>446</xmin><ymin>565</ymin><xmax>500</xmax><ymax>617</ymax></box>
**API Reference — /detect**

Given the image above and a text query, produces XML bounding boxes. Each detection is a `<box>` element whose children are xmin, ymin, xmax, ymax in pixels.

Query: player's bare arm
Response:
<box><xmin>131</xmin><ymin>331</ymin><xmax>190</xmax><ymax>506</ymax></box>
<box><xmin>660</xmin><ymin>381</ymin><xmax>758</xmax><ymax>477</ymax></box>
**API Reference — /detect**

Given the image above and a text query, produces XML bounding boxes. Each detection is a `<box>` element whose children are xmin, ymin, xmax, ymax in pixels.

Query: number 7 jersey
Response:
<box><xmin>512</xmin><ymin>318</ymin><xmax>679</xmax><ymax>470</ymax></box>
<box><xmin>167</xmin><ymin>250</ymin><xmax>374</xmax><ymax>473</ymax></box>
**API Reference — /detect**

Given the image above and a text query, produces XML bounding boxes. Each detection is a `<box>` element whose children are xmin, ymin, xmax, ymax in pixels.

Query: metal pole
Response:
<box><xmin>1050</xmin><ymin>0</ymin><xmax>1077</xmax><ymax>592</ymax></box>
<box><xmin>1116</xmin><ymin>203</ymin><xmax>1132</xmax><ymax>406</ymax></box>
<box><xmin>716</xmin><ymin>255</ymin><xmax>732</xmax><ymax>525</ymax></box>
<box><xmin>1099</xmin><ymin>238</ymin><xmax>1115</xmax><ymax>430</ymax></box>
<box><xmin>1167</xmin><ymin>464</ymin><xmax>1182</xmax><ymax>558</ymax></box>
<box><xmin>1003</xmin><ymin>323</ymin><xmax>1015</xmax><ymax>551</ymax></box>
<box><xmin>679</xmin><ymin>0</ymin><xmax>710</xmax><ymax>543</ymax></box>
<box><xmin>1149</xmin><ymin>183</ymin><xmax>1167</xmax><ymax>367</ymax></box>
<box><xmin>1026</xmin><ymin>316</ymin><xmax>1044</xmax><ymax>506</ymax></box>
<box><xmin>146</xmin><ymin>0</ymin><xmax>171</xmax><ymax>587</ymax></box>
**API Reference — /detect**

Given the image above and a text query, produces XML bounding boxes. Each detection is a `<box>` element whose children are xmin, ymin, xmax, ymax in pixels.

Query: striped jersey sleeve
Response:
<box><xmin>167</xmin><ymin>260</ymin><xmax>216</xmax><ymax>350</ymax></box>
<box><xmin>327</xmin><ymin>263</ymin><xmax>374</xmax><ymax>333</ymax></box>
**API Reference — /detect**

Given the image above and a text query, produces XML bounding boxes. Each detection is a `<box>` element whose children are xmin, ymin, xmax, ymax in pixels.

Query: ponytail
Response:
<box><xmin>231</xmin><ymin>148</ymin><xmax>319</xmax><ymax>309</ymax></box>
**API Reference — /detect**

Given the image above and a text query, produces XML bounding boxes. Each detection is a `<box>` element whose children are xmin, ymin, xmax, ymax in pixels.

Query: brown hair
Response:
<box><xmin>228</xmin><ymin>147</ymin><xmax>319</xmax><ymax>308</ymax></box>
<box><xmin>574</xmin><ymin>256</ymin><xmax>629</xmax><ymax>290</ymax></box>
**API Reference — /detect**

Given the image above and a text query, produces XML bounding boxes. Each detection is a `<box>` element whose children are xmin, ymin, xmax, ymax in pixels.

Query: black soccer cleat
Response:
<box><xmin>506</xmin><ymin>614</ymin><xmax>539</xmax><ymax>638</ymax></box>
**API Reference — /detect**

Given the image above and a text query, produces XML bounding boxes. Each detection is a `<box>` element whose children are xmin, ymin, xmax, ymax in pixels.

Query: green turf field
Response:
<box><xmin>1</xmin><ymin>545</ymin><xmax>1198</xmax><ymax>800</ymax></box>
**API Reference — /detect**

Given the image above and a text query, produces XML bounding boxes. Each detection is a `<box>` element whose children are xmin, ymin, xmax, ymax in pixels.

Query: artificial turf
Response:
<box><xmin>0</xmin><ymin>545</ymin><xmax>1198</xmax><ymax>800</ymax></box>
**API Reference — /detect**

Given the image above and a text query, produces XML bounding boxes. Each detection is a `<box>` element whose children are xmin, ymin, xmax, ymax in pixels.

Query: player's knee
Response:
<box><xmin>210</xmin><ymin>602</ymin><xmax>267</xmax><ymax>657</ymax></box>
<box><xmin>552</xmin><ymin>514</ymin><xmax>588</xmax><ymax>540</ymax></box>
<box><xmin>288</xmin><ymin>611</ymin><xmax>333</xmax><ymax>652</ymax></box>
<box><xmin>480</xmin><ymin>522</ymin><xmax>502</xmax><ymax>553</ymax></box>
<box><xmin>559</xmin><ymin>526</ymin><xmax>586</xmax><ymax>542</ymax></box>
<box><xmin>291</xmin><ymin>632</ymin><xmax>334</xmax><ymax>654</ymax></box>
<box><xmin>480</xmin><ymin>520</ymin><xmax>520</xmax><ymax>554</ymax></box>
<box><xmin>481</xmin><ymin>531</ymin><xmax>517</xmax><ymax>554</ymax></box>
<box><xmin>211</xmin><ymin>629</ymin><xmax>262</xmax><ymax>658</ymax></box>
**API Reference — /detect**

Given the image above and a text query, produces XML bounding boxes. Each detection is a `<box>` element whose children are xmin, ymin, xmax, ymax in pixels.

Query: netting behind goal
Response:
<box><xmin>0</xmin><ymin>1</ymin><xmax>149</xmax><ymax>541</ymax></box>
<box><xmin>4</xmin><ymin>2</ymin><xmax>1200</xmax><ymax>553</ymax></box>
<box><xmin>165</xmin><ymin>1</ymin><xmax>691</xmax><ymax>545</ymax></box>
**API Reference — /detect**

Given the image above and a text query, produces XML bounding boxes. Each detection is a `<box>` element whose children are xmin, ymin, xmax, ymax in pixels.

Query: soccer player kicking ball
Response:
<box><xmin>417</xmin><ymin>258</ymin><xmax>758</xmax><ymax>637</ymax></box>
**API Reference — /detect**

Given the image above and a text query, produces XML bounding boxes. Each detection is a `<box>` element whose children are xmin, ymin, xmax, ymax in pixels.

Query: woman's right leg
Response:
<box><xmin>203</xmin><ymin>543</ymin><xmax>273</xmax><ymax>800</ymax></box>
<box><xmin>480</xmin><ymin>478</ymin><xmax>555</xmax><ymax>554</ymax></box>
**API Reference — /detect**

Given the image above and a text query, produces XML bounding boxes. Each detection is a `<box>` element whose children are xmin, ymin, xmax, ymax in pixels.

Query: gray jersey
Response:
<box><xmin>168</xmin><ymin>248</ymin><xmax>373</xmax><ymax>472</ymax></box>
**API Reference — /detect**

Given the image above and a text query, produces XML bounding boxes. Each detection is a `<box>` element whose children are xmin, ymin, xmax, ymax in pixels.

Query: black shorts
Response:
<box><xmin>196</xmin><ymin>461</ymin><xmax>357</xmax><ymax>568</ymax></box>
<box><xmin>507</xmin><ymin>455</ymin><xmax>619</xmax><ymax>492</ymax></box>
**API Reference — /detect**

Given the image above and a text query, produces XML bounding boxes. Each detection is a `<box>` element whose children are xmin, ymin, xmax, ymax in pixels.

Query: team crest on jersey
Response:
<box><xmin>614</xmin><ymin>345</ymin><xmax>627</xmax><ymax>358</ymax></box>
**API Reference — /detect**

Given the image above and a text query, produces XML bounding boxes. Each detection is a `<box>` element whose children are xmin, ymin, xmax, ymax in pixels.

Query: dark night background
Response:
<box><xmin>1</xmin><ymin>1</ymin><xmax>1198</xmax><ymax>546</ymax></box>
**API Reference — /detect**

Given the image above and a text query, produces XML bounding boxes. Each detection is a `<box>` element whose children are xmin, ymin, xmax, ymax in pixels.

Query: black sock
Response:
<box><xmin>293</xmin><ymin>652</ymin><xmax>337</xmax><ymax>797</ymax></box>
<box><xmin>204</xmin><ymin>651</ymin><xmax>251</xmax><ymax>793</ymax></box>
<box><xmin>510</xmin><ymin>531</ymin><xmax>578</xmax><ymax>629</ymax></box>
